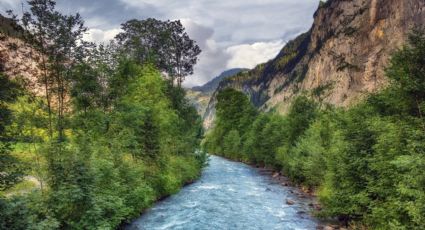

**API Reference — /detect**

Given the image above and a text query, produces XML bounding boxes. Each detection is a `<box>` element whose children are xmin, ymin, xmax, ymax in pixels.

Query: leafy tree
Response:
<box><xmin>204</xmin><ymin>88</ymin><xmax>256</xmax><ymax>158</ymax></box>
<box><xmin>223</xmin><ymin>129</ymin><xmax>241</xmax><ymax>158</ymax></box>
<box><xmin>243</xmin><ymin>114</ymin><xmax>271</xmax><ymax>163</ymax></box>
<box><xmin>116</xmin><ymin>19</ymin><xmax>201</xmax><ymax>86</ymax></box>
<box><xmin>276</xmin><ymin>95</ymin><xmax>318</xmax><ymax>179</ymax></box>
<box><xmin>0</xmin><ymin>74</ymin><xmax>23</xmax><ymax>191</ymax></box>
<box><xmin>20</xmin><ymin>0</ymin><xmax>88</xmax><ymax>140</ymax></box>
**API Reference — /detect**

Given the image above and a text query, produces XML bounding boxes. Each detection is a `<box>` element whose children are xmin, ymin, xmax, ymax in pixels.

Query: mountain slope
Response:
<box><xmin>186</xmin><ymin>68</ymin><xmax>247</xmax><ymax>118</ymax></box>
<box><xmin>205</xmin><ymin>0</ymin><xmax>425</xmax><ymax>127</ymax></box>
<box><xmin>191</xmin><ymin>68</ymin><xmax>248</xmax><ymax>94</ymax></box>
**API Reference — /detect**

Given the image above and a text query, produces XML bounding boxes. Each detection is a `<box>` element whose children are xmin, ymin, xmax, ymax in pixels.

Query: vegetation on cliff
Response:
<box><xmin>204</xmin><ymin>30</ymin><xmax>425</xmax><ymax>229</ymax></box>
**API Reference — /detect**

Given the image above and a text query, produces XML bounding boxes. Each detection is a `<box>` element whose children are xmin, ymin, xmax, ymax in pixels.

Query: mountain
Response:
<box><xmin>204</xmin><ymin>0</ymin><xmax>425</xmax><ymax>128</ymax></box>
<box><xmin>186</xmin><ymin>68</ymin><xmax>247</xmax><ymax>119</ymax></box>
<box><xmin>191</xmin><ymin>68</ymin><xmax>248</xmax><ymax>94</ymax></box>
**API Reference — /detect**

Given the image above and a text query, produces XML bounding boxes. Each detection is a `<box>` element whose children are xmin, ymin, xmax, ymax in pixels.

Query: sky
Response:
<box><xmin>0</xmin><ymin>0</ymin><xmax>320</xmax><ymax>87</ymax></box>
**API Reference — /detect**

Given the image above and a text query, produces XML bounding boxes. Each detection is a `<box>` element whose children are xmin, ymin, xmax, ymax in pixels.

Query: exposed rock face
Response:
<box><xmin>205</xmin><ymin>0</ymin><xmax>425</xmax><ymax>125</ymax></box>
<box><xmin>0</xmin><ymin>36</ymin><xmax>43</xmax><ymax>94</ymax></box>
<box><xmin>0</xmin><ymin>14</ymin><xmax>43</xmax><ymax>95</ymax></box>
<box><xmin>186</xmin><ymin>89</ymin><xmax>212</xmax><ymax>116</ymax></box>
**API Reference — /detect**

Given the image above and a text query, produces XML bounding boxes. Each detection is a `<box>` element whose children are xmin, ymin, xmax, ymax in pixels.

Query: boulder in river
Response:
<box><xmin>286</xmin><ymin>199</ymin><xmax>295</xmax><ymax>205</ymax></box>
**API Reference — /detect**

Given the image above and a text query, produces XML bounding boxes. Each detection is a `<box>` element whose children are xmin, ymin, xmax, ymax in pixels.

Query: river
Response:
<box><xmin>126</xmin><ymin>155</ymin><xmax>319</xmax><ymax>230</ymax></box>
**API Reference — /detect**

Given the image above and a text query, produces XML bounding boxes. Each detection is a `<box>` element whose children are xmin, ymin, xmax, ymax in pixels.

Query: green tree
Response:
<box><xmin>116</xmin><ymin>19</ymin><xmax>201</xmax><ymax>86</ymax></box>
<box><xmin>0</xmin><ymin>73</ymin><xmax>23</xmax><ymax>191</ymax></box>
<box><xmin>223</xmin><ymin>129</ymin><xmax>241</xmax><ymax>158</ymax></box>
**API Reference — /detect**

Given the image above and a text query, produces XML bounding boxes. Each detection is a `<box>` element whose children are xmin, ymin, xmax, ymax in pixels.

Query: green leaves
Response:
<box><xmin>116</xmin><ymin>19</ymin><xmax>201</xmax><ymax>86</ymax></box>
<box><xmin>204</xmin><ymin>88</ymin><xmax>256</xmax><ymax>160</ymax></box>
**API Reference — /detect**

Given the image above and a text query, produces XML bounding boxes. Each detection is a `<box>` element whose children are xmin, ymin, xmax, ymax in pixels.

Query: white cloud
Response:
<box><xmin>83</xmin><ymin>28</ymin><xmax>122</xmax><ymax>43</ymax></box>
<box><xmin>226</xmin><ymin>40</ymin><xmax>285</xmax><ymax>69</ymax></box>
<box><xmin>1</xmin><ymin>0</ymin><xmax>321</xmax><ymax>87</ymax></box>
<box><xmin>118</xmin><ymin>0</ymin><xmax>319</xmax><ymax>86</ymax></box>
<box><xmin>181</xmin><ymin>19</ymin><xmax>285</xmax><ymax>87</ymax></box>
<box><xmin>181</xmin><ymin>19</ymin><xmax>231</xmax><ymax>87</ymax></box>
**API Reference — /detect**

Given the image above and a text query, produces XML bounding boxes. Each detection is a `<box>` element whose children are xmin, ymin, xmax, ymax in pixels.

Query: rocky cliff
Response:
<box><xmin>204</xmin><ymin>0</ymin><xmax>425</xmax><ymax>128</ymax></box>
<box><xmin>0</xmin><ymin>14</ymin><xmax>43</xmax><ymax>95</ymax></box>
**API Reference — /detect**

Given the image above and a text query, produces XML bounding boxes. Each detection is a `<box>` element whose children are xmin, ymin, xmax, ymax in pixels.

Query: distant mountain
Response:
<box><xmin>186</xmin><ymin>68</ymin><xmax>247</xmax><ymax>122</ymax></box>
<box><xmin>191</xmin><ymin>68</ymin><xmax>248</xmax><ymax>94</ymax></box>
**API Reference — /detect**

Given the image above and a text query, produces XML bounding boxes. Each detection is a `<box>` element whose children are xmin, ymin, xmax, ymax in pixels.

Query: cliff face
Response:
<box><xmin>0</xmin><ymin>14</ymin><xmax>43</xmax><ymax>95</ymax></box>
<box><xmin>204</xmin><ymin>0</ymin><xmax>425</xmax><ymax>127</ymax></box>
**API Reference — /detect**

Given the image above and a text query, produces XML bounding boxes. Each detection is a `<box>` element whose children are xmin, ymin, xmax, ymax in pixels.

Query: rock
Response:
<box><xmin>323</xmin><ymin>225</ymin><xmax>334</xmax><ymax>230</ymax></box>
<box><xmin>286</xmin><ymin>199</ymin><xmax>295</xmax><ymax>205</ymax></box>
<box><xmin>313</xmin><ymin>203</ymin><xmax>322</xmax><ymax>211</ymax></box>
<box><xmin>272</xmin><ymin>172</ymin><xmax>279</xmax><ymax>178</ymax></box>
<box><xmin>297</xmin><ymin>194</ymin><xmax>307</xmax><ymax>198</ymax></box>
<box><xmin>265</xmin><ymin>188</ymin><xmax>271</xmax><ymax>191</ymax></box>
<box><xmin>281</xmin><ymin>182</ymin><xmax>289</xmax><ymax>186</ymax></box>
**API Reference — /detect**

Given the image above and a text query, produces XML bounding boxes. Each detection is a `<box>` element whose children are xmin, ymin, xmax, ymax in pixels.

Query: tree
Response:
<box><xmin>223</xmin><ymin>130</ymin><xmax>241</xmax><ymax>158</ymax></box>
<box><xmin>204</xmin><ymin>88</ymin><xmax>257</xmax><ymax>157</ymax></box>
<box><xmin>382</xmin><ymin>29</ymin><xmax>425</xmax><ymax>129</ymax></box>
<box><xmin>0</xmin><ymin>73</ymin><xmax>23</xmax><ymax>191</ymax></box>
<box><xmin>20</xmin><ymin>0</ymin><xmax>88</xmax><ymax>140</ymax></box>
<box><xmin>115</xmin><ymin>19</ymin><xmax>201</xmax><ymax>86</ymax></box>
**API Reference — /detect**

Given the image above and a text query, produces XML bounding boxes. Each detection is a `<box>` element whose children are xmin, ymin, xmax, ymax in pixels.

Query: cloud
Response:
<box><xmin>83</xmin><ymin>28</ymin><xmax>122</xmax><ymax>43</ymax></box>
<box><xmin>181</xmin><ymin>19</ymin><xmax>231</xmax><ymax>87</ymax></box>
<box><xmin>117</xmin><ymin>0</ymin><xmax>319</xmax><ymax>86</ymax></box>
<box><xmin>226</xmin><ymin>40</ymin><xmax>285</xmax><ymax>69</ymax></box>
<box><xmin>181</xmin><ymin>19</ymin><xmax>285</xmax><ymax>87</ymax></box>
<box><xmin>1</xmin><ymin>0</ymin><xmax>321</xmax><ymax>86</ymax></box>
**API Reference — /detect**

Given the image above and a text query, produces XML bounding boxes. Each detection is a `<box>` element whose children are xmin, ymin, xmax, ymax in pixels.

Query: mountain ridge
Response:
<box><xmin>191</xmin><ymin>68</ymin><xmax>248</xmax><ymax>94</ymax></box>
<box><xmin>204</xmin><ymin>0</ymin><xmax>425</xmax><ymax>128</ymax></box>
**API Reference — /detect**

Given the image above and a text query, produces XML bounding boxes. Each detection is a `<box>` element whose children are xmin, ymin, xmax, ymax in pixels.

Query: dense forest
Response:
<box><xmin>0</xmin><ymin>0</ymin><xmax>206</xmax><ymax>229</ymax></box>
<box><xmin>204</xmin><ymin>30</ymin><xmax>425</xmax><ymax>229</ymax></box>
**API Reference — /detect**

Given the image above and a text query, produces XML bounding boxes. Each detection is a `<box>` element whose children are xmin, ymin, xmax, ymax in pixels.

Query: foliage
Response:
<box><xmin>0</xmin><ymin>1</ymin><xmax>205</xmax><ymax>229</ymax></box>
<box><xmin>0</xmin><ymin>73</ymin><xmax>24</xmax><ymax>191</ymax></box>
<box><xmin>203</xmin><ymin>88</ymin><xmax>256</xmax><ymax>159</ymax></box>
<box><xmin>116</xmin><ymin>18</ymin><xmax>201</xmax><ymax>86</ymax></box>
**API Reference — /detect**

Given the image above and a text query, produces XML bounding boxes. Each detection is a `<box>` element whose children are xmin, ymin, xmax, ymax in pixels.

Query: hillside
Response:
<box><xmin>205</xmin><ymin>0</ymin><xmax>425</xmax><ymax>126</ymax></box>
<box><xmin>191</xmin><ymin>68</ymin><xmax>248</xmax><ymax>94</ymax></box>
<box><xmin>187</xmin><ymin>68</ymin><xmax>247</xmax><ymax>118</ymax></box>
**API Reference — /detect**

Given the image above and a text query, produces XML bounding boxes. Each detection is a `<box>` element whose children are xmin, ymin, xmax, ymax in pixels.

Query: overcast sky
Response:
<box><xmin>1</xmin><ymin>0</ymin><xmax>320</xmax><ymax>87</ymax></box>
